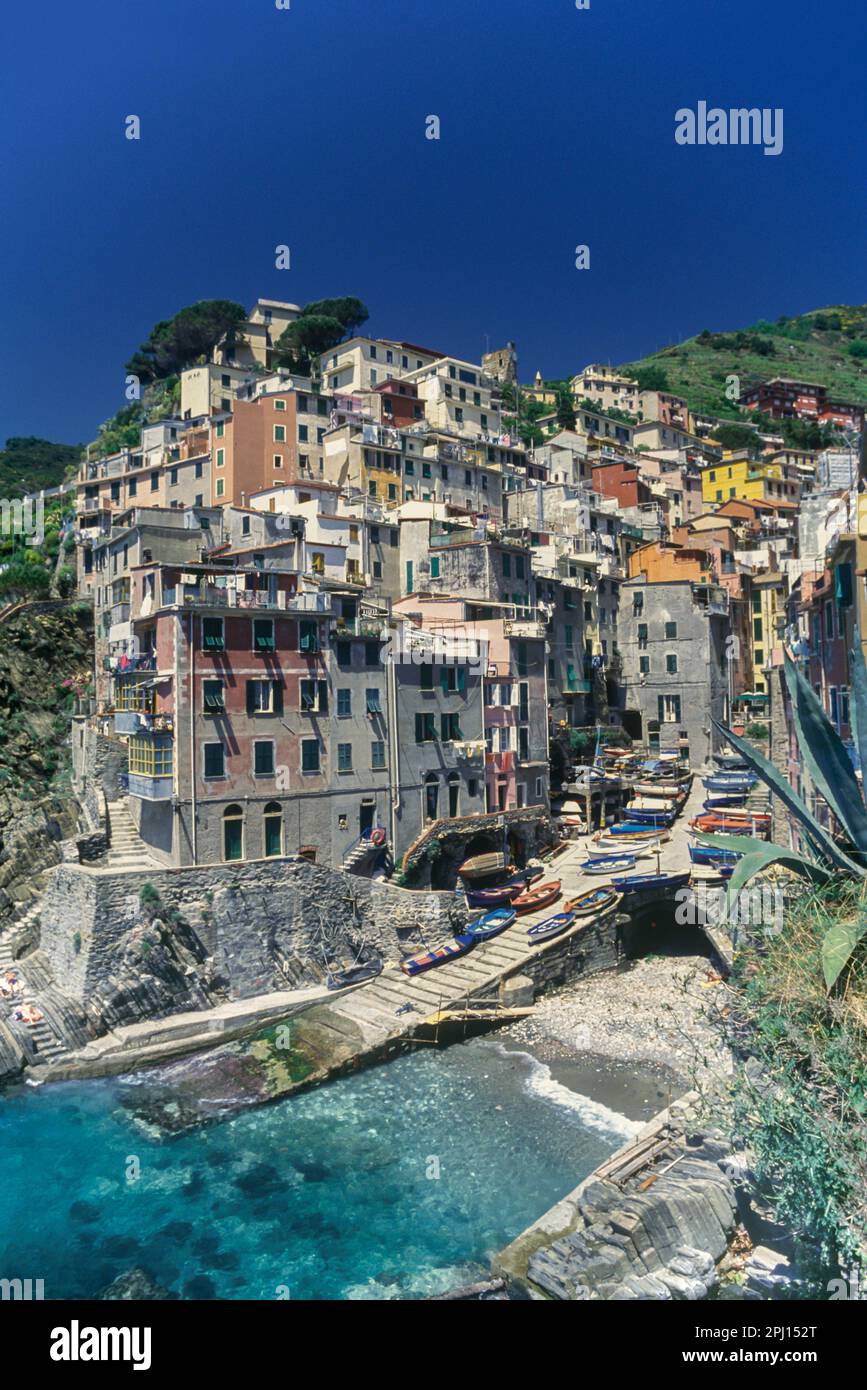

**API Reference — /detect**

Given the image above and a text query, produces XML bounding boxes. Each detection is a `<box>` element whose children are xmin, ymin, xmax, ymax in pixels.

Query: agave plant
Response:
<box><xmin>698</xmin><ymin>642</ymin><xmax>867</xmax><ymax>990</ymax></box>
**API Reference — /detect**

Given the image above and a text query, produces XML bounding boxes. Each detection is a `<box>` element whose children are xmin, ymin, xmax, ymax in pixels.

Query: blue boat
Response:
<box><xmin>703</xmin><ymin>776</ymin><xmax>756</xmax><ymax>793</ymax></box>
<box><xmin>464</xmin><ymin>907</ymin><xmax>516</xmax><ymax>941</ymax></box>
<box><xmin>703</xmin><ymin>793</ymin><xmax>747</xmax><ymax>809</ymax></box>
<box><xmin>625</xmin><ymin>809</ymin><xmax>675</xmax><ymax>825</ymax></box>
<box><xmin>714</xmin><ymin>754</ymin><xmax>749</xmax><ymax>770</ymax></box>
<box><xmin>689</xmin><ymin>844</ymin><xmax>743</xmax><ymax>865</ymax></box>
<box><xmin>611</xmin><ymin>871</ymin><xmax>691</xmax><ymax>894</ymax></box>
<box><xmin>606</xmin><ymin>821</ymin><xmax>666</xmax><ymax>837</ymax></box>
<box><xmin>527</xmin><ymin>910</ymin><xmax>576</xmax><ymax>944</ymax></box>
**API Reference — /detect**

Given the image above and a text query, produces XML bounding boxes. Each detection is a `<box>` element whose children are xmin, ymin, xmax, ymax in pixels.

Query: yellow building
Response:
<box><xmin>749</xmin><ymin>572</ymin><xmax>786</xmax><ymax>695</ymax></box>
<box><xmin>701</xmin><ymin>452</ymin><xmax>801</xmax><ymax>507</ymax></box>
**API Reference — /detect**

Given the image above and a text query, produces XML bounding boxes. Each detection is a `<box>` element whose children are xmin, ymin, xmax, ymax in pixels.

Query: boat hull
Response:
<box><xmin>611</xmin><ymin>872</ymin><xmax>691</xmax><ymax>894</ymax></box>
<box><xmin>400</xmin><ymin>934</ymin><xmax>475</xmax><ymax>976</ymax></box>
<box><xmin>512</xmin><ymin>880</ymin><xmax>562</xmax><ymax>915</ymax></box>
<box><xmin>465</xmin><ymin>908</ymin><xmax>516</xmax><ymax>941</ymax></box>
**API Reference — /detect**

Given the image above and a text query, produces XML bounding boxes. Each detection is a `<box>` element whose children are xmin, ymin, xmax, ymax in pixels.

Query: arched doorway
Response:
<box><xmin>223</xmin><ymin>804</ymin><xmax>244</xmax><ymax>861</ymax></box>
<box><xmin>263</xmin><ymin>801</ymin><xmax>282</xmax><ymax>857</ymax></box>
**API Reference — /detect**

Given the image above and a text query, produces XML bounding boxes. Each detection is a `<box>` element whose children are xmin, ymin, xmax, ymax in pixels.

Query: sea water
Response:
<box><xmin>0</xmin><ymin>1040</ymin><xmax>638</xmax><ymax>1300</ymax></box>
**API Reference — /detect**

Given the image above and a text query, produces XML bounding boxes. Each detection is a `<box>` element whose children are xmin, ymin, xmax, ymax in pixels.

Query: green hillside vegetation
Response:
<box><xmin>0</xmin><ymin>437</ymin><xmax>82</xmax><ymax>498</ymax></box>
<box><xmin>620</xmin><ymin>305</ymin><xmax>867</xmax><ymax>426</ymax></box>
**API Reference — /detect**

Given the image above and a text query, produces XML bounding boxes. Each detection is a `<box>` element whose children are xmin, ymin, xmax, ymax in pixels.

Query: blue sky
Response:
<box><xmin>1</xmin><ymin>0</ymin><xmax>864</xmax><ymax>444</ymax></box>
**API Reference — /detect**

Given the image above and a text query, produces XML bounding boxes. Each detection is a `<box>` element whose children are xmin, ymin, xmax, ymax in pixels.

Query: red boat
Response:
<box><xmin>690</xmin><ymin>812</ymin><xmax>770</xmax><ymax>835</ymax></box>
<box><xmin>512</xmin><ymin>879</ymin><xmax>562</xmax><ymax>915</ymax></box>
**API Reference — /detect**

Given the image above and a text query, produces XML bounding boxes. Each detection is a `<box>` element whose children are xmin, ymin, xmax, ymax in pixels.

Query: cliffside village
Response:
<box><xmin>68</xmin><ymin>298</ymin><xmax>867</xmax><ymax>875</ymax></box>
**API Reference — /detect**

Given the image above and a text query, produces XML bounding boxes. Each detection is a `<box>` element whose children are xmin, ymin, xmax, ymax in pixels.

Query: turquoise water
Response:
<box><xmin>0</xmin><ymin>1040</ymin><xmax>636</xmax><ymax>1300</ymax></box>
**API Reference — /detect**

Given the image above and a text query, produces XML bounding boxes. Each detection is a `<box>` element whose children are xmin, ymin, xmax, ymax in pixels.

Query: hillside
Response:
<box><xmin>0</xmin><ymin>437</ymin><xmax>82</xmax><ymax>498</ymax></box>
<box><xmin>619</xmin><ymin>305</ymin><xmax>867</xmax><ymax>423</ymax></box>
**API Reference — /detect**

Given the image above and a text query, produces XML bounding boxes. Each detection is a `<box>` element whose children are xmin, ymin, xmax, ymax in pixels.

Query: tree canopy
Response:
<box><xmin>125</xmin><ymin>300</ymin><xmax>247</xmax><ymax>382</ymax></box>
<box><xmin>0</xmin><ymin>437</ymin><xmax>82</xmax><ymax>497</ymax></box>
<box><xmin>273</xmin><ymin>297</ymin><xmax>369</xmax><ymax>372</ymax></box>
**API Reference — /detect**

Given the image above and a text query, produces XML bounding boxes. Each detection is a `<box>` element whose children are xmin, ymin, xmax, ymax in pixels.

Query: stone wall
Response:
<box><xmin>37</xmin><ymin>855</ymin><xmax>460</xmax><ymax>1011</ymax></box>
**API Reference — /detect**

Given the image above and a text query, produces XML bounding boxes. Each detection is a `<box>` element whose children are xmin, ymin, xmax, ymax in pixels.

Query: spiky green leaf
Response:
<box><xmin>711</xmin><ymin>720</ymin><xmax>865</xmax><ymax>876</ymax></box>
<box><xmin>695</xmin><ymin>833</ymin><xmax>831</xmax><ymax>889</ymax></box>
<box><xmin>783</xmin><ymin>656</ymin><xmax>867</xmax><ymax>855</ymax></box>
<box><xmin>822</xmin><ymin>918</ymin><xmax>867</xmax><ymax>992</ymax></box>
<box><xmin>848</xmin><ymin>632</ymin><xmax>867</xmax><ymax>789</ymax></box>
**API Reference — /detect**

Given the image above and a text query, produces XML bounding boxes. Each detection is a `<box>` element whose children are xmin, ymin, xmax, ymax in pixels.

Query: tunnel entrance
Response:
<box><xmin>619</xmin><ymin>900</ymin><xmax>715</xmax><ymax>961</ymax></box>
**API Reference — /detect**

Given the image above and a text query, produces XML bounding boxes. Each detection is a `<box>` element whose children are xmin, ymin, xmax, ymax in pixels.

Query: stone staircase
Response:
<box><xmin>0</xmin><ymin>904</ymin><xmax>69</xmax><ymax>1067</ymax></box>
<box><xmin>103</xmin><ymin>800</ymin><xmax>159</xmax><ymax>871</ymax></box>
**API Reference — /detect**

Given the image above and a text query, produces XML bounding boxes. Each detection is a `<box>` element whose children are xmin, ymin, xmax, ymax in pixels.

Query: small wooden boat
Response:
<box><xmin>611</xmin><ymin>871</ymin><xmax>691</xmax><ymax>894</ymax></box>
<box><xmin>689</xmin><ymin>844</ymin><xmax>742</xmax><ymax>865</ymax></box>
<box><xmin>703</xmin><ymin>794</ymin><xmax>747</xmax><ymax>810</ymax></box>
<box><xmin>512</xmin><ymin>879</ymin><xmax>562</xmax><ymax>915</ymax></box>
<box><xmin>583</xmin><ymin>854</ymin><xmax>636</xmax><ymax>875</ymax></box>
<box><xmin>631</xmin><ymin>781</ymin><xmax>688</xmax><ymax>798</ymax></box>
<box><xmin>400</xmin><ymin>934</ymin><xmax>475</xmax><ymax>976</ymax></box>
<box><xmin>592</xmin><ymin>830</ymin><xmax>670</xmax><ymax>850</ymax></box>
<box><xmin>703</xmin><ymin>774</ymin><xmax>756</xmax><ymax>792</ymax></box>
<box><xmin>326</xmin><ymin>958</ymin><xmax>383</xmax><ymax>990</ymax></box>
<box><xmin>464</xmin><ymin>907</ymin><xmax>516</xmax><ymax>941</ymax></box>
<box><xmin>527</xmin><ymin>910</ymin><xmax>576</xmax><ymax>944</ymax></box>
<box><xmin>465</xmin><ymin>881</ymin><xmax>523</xmax><ymax>907</ymax></box>
<box><xmin>458</xmin><ymin>851</ymin><xmax>508</xmax><ymax>881</ymax></box>
<box><xmin>690</xmin><ymin>813</ymin><xmax>769</xmax><ymax>835</ymax></box>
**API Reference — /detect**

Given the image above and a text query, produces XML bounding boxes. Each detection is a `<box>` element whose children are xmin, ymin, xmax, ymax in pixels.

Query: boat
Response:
<box><xmin>326</xmin><ymin>958</ymin><xmax>383</xmax><ymax>990</ymax></box>
<box><xmin>703</xmin><ymin>774</ymin><xmax>757</xmax><ymax>792</ymax></box>
<box><xmin>458</xmin><ymin>851</ymin><xmax>508</xmax><ymax>881</ymax></box>
<box><xmin>582</xmin><ymin>854</ymin><xmax>636</xmax><ymax>875</ymax></box>
<box><xmin>631</xmin><ymin>781</ymin><xmax>688</xmax><ymax>798</ymax></box>
<box><xmin>512</xmin><ymin>879</ymin><xmax>562</xmax><ymax>915</ymax></box>
<box><xmin>611</xmin><ymin>871</ymin><xmax>691</xmax><ymax>894</ymax></box>
<box><xmin>714</xmin><ymin>754</ymin><xmax>749</xmax><ymax>770</ymax></box>
<box><xmin>690</xmin><ymin>813</ymin><xmax>770</xmax><ymax>835</ymax></box>
<box><xmin>689</xmin><ymin>844</ymin><xmax>743</xmax><ymax>866</ymax></box>
<box><xmin>690</xmin><ymin>865</ymin><xmax>735</xmax><ymax>884</ymax></box>
<box><xmin>703</xmin><ymin>794</ymin><xmax>747</xmax><ymax>809</ymax></box>
<box><xmin>526</xmin><ymin>910</ymin><xmax>576</xmax><ymax>943</ymax></box>
<box><xmin>592</xmin><ymin>830</ymin><xmax>670</xmax><ymax>850</ymax></box>
<box><xmin>400</xmin><ymin>934</ymin><xmax>476</xmax><ymax>976</ymax></box>
<box><xmin>464</xmin><ymin>907</ymin><xmax>516</xmax><ymax>941</ymax></box>
<box><xmin>465</xmin><ymin>881</ymin><xmax>523</xmax><ymax>907</ymax></box>
<box><xmin>605</xmin><ymin>821</ymin><xmax>672</xmax><ymax>837</ymax></box>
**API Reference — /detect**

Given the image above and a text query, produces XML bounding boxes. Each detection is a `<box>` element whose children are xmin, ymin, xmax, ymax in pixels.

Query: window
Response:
<box><xmin>203</xmin><ymin>742</ymin><xmax>225</xmax><ymax>779</ymax></box>
<box><xmin>519</xmin><ymin>682</ymin><xmax>529</xmax><ymax>721</ymax></box>
<box><xmin>273</xmin><ymin>454</ymin><xmax>283</xmax><ymax>469</ymax></box>
<box><xmin>264</xmin><ymin>801</ymin><xmax>283</xmax><ymax>857</ymax></box>
<box><xmin>754</xmin><ymin>617</ymin><xmax>763</xmax><ymax>642</ymax></box>
<box><xmin>337</xmin><ymin>743</ymin><xmax>353</xmax><ymax>772</ymax></box>
<box><xmin>216</xmin><ymin>478</ymin><xmax>224</xmax><ymax>498</ymax></box>
<box><xmin>301</xmin><ymin>739</ymin><xmax>320</xmax><ymax>773</ymax></box>
<box><xmin>420</xmin><ymin>663</ymin><xmax>434</xmax><ymax>690</ymax></box>
<box><xmin>371</xmin><ymin>740</ymin><xmax>386</xmax><ymax>769</ymax></box>
<box><xmin>299</xmin><ymin>619</ymin><xmax>319</xmax><ymax>653</ymax></box>
<box><xmin>365</xmin><ymin>688</ymin><xmax>382</xmax><ymax>714</ymax></box>
<box><xmin>637</xmin><ymin>622</ymin><xmax>648</xmax><ymax>647</ymax></box>
<box><xmin>300</xmin><ymin>679</ymin><xmax>328</xmax><ymax>713</ymax></box>
<box><xmin>128</xmin><ymin>735</ymin><xmax>172</xmax><ymax>777</ymax></box>
<box><xmin>666</xmin><ymin>653</ymin><xmax>678</xmax><ymax>674</ymax></box>
<box><xmin>254</xmin><ymin>741</ymin><xmax>275</xmax><ymax>775</ymax></box>
<box><xmin>502</xmin><ymin>553</ymin><xmax>511</xmax><ymax>578</ymax></box>
<box><xmin>658</xmin><ymin>694</ymin><xmax>682</xmax><ymax>723</ymax></box>
<box><xmin>216</xmin><ymin>448</ymin><xmax>225</xmax><ymax>467</ymax></box>
<box><xmin>274</xmin><ymin>398</ymin><xmax>286</xmax><ymax>411</ymax></box>
<box><xmin>365</xmin><ymin>641</ymin><xmax>380</xmax><ymax>667</ymax></box>
<box><xmin>633</xmin><ymin>592</ymin><xmax>643</xmax><ymax>615</ymax></box>
<box><xmin>223</xmin><ymin>804</ymin><xmax>243</xmax><ymax>862</ymax></box>
<box><xmin>430</xmin><ymin>556</ymin><xmax>440</xmax><ymax>579</ymax></box>
<box><xmin>440</xmin><ymin>666</ymin><xmax>467</xmax><ymax>694</ymax></box>
<box><xmin>203</xmin><ymin>679</ymin><xmax>225</xmax><ymax>714</ymax></box>
<box><xmin>415</xmin><ymin>712</ymin><xmax>436</xmax><ymax>742</ymax></box>
<box><xmin>150</xmin><ymin>472</ymin><xmax>159</xmax><ymax>491</ymax></box>
<box><xmin>664</xmin><ymin>621</ymin><xmax>677</xmax><ymax>640</ymax></box>
<box><xmin>202</xmin><ymin>617</ymin><xmax>224</xmax><ymax>652</ymax></box>
<box><xmin>830</xmin><ymin>687</ymin><xmax>840</xmax><ymax>726</ymax></box>
<box><xmin>639</xmin><ymin>655</ymin><xmax>650</xmax><ymax>674</ymax></box>
<box><xmin>298</xmin><ymin>424</ymin><xmax>308</xmax><ymax>443</ymax></box>
<box><xmin>274</xmin><ymin>425</ymin><xmax>286</xmax><ymax>443</ymax></box>
<box><xmin>336</xmin><ymin>641</ymin><xmax>351</xmax><ymax>667</ymax></box>
<box><xmin>440</xmin><ymin>713</ymin><xmax>462</xmax><ymax>741</ymax></box>
<box><xmin>337</xmin><ymin>688</ymin><xmax>351</xmax><ymax>717</ymax></box>
<box><xmin>253</xmin><ymin>618</ymin><xmax>275</xmax><ymax>652</ymax></box>
<box><xmin>246</xmin><ymin>679</ymin><xmax>283</xmax><ymax>715</ymax></box>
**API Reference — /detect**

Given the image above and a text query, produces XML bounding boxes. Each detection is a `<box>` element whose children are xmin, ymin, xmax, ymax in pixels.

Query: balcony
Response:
<box><xmin>486</xmin><ymin>749</ymin><xmax>515</xmax><ymax>773</ymax></box>
<box><xmin>504</xmin><ymin>615</ymin><xmax>547</xmax><ymax>640</ymax></box>
<box><xmin>171</xmin><ymin>585</ymin><xmax>292</xmax><ymax>612</ymax></box>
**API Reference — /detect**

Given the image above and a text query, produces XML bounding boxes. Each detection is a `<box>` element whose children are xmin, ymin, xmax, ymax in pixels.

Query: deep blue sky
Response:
<box><xmin>1</xmin><ymin>0</ymin><xmax>864</xmax><ymax>445</ymax></box>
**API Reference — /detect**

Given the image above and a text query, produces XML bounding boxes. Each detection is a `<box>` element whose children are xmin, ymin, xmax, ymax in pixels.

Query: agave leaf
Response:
<box><xmin>822</xmin><ymin>918</ymin><xmax>867</xmax><ymax>992</ymax></box>
<box><xmin>783</xmin><ymin>656</ymin><xmax>867</xmax><ymax>855</ymax></box>
<box><xmin>848</xmin><ymin>632</ymin><xmax>867</xmax><ymax>789</ymax></box>
<box><xmin>711</xmin><ymin>719</ymin><xmax>864</xmax><ymax>877</ymax></box>
<box><xmin>695</xmin><ymin>833</ymin><xmax>831</xmax><ymax>887</ymax></box>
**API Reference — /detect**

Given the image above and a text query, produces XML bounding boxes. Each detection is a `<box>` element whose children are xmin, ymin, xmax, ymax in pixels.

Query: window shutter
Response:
<box><xmin>440</xmin><ymin>668</ymin><xmax>449</xmax><ymax>696</ymax></box>
<box><xmin>272</xmin><ymin>681</ymin><xmax>284</xmax><ymax>715</ymax></box>
<box><xmin>246</xmin><ymin>681</ymin><xmax>256</xmax><ymax>716</ymax></box>
<box><xmin>415</xmin><ymin>713</ymin><xmax>423</xmax><ymax>743</ymax></box>
<box><xmin>457</xmin><ymin>666</ymin><xmax>466</xmax><ymax>693</ymax></box>
<box><xmin>318</xmin><ymin>681</ymin><xmax>328</xmax><ymax>714</ymax></box>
